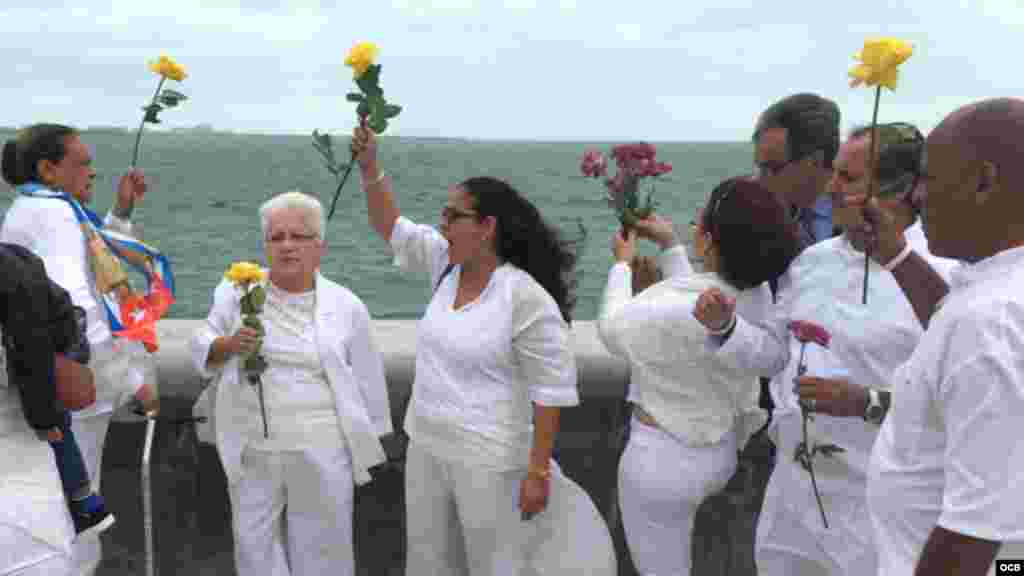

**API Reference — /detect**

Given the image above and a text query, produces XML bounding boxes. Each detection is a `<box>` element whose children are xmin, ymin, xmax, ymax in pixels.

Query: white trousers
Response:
<box><xmin>228</xmin><ymin>445</ymin><xmax>355</xmax><ymax>576</ymax></box>
<box><xmin>404</xmin><ymin>441</ymin><xmax>617</xmax><ymax>576</ymax></box>
<box><xmin>0</xmin><ymin>526</ymin><xmax>71</xmax><ymax>576</ymax></box>
<box><xmin>756</xmin><ymin>456</ymin><xmax>876</xmax><ymax>576</ymax></box>
<box><xmin>618</xmin><ymin>418</ymin><xmax>737</xmax><ymax>576</ymax></box>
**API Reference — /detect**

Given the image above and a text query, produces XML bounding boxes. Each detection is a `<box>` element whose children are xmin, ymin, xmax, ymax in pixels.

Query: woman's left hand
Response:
<box><xmin>794</xmin><ymin>375</ymin><xmax>869</xmax><ymax>418</ymax></box>
<box><xmin>519</xmin><ymin>474</ymin><xmax>550</xmax><ymax>520</ymax></box>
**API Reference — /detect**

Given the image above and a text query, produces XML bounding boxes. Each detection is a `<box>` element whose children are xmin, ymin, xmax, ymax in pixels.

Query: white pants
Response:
<box><xmin>756</xmin><ymin>456</ymin><xmax>876</xmax><ymax>576</ymax></box>
<box><xmin>618</xmin><ymin>418</ymin><xmax>737</xmax><ymax>576</ymax></box>
<box><xmin>404</xmin><ymin>441</ymin><xmax>617</xmax><ymax>576</ymax></box>
<box><xmin>0</xmin><ymin>526</ymin><xmax>71</xmax><ymax>576</ymax></box>
<box><xmin>229</xmin><ymin>445</ymin><xmax>355</xmax><ymax>576</ymax></box>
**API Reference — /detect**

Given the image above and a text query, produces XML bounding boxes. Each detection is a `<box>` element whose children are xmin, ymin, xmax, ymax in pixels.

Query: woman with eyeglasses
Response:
<box><xmin>692</xmin><ymin>123</ymin><xmax>957</xmax><ymax>576</ymax></box>
<box><xmin>596</xmin><ymin>176</ymin><xmax>799</xmax><ymax>575</ymax></box>
<box><xmin>349</xmin><ymin>127</ymin><xmax>615</xmax><ymax>575</ymax></box>
<box><xmin>190</xmin><ymin>191</ymin><xmax>393</xmax><ymax>576</ymax></box>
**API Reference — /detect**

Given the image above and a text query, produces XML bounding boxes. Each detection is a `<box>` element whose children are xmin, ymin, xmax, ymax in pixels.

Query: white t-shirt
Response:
<box><xmin>868</xmin><ymin>246</ymin><xmax>1024</xmax><ymax>576</ymax></box>
<box><xmin>389</xmin><ymin>216</ymin><xmax>579</xmax><ymax>471</ymax></box>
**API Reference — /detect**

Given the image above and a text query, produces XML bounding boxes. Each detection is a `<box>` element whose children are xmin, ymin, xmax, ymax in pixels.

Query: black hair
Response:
<box><xmin>460</xmin><ymin>176</ymin><xmax>580</xmax><ymax>322</ymax></box>
<box><xmin>701</xmin><ymin>176</ymin><xmax>800</xmax><ymax>290</ymax></box>
<box><xmin>754</xmin><ymin>93</ymin><xmax>841</xmax><ymax>169</ymax></box>
<box><xmin>2</xmin><ymin>123</ymin><xmax>78</xmax><ymax>186</ymax></box>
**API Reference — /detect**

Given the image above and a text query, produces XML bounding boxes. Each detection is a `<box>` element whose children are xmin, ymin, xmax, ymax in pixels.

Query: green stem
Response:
<box><xmin>327</xmin><ymin>112</ymin><xmax>368</xmax><ymax>222</ymax></box>
<box><xmin>131</xmin><ymin>76</ymin><xmax>166</xmax><ymax>169</ymax></box>
<box><xmin>863</xmin><ymin>85</ymin><xmax>882</xmax><ymax>305</ymax></box>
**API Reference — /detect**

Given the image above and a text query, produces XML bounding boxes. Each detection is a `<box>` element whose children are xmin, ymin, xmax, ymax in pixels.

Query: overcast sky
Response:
<box><xmin>2</xmin><ymin>1</ymin><xmax>1020</xmax><ymax>141</ymax></box>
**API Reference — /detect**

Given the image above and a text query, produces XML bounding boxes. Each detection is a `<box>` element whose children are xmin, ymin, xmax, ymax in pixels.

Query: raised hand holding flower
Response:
<box><xmin>579</xmin><ymin>143</ymin><xmax>672</xmax><ymax>233</ymax></box>
<box><xmin>313</xmin><ymin>41</ymin><xmax>403</xmax><ymax>222</ymax></box>
<box><xmin>131</xmin><ymin>54</ymin><xmax>189</xmax><ymax>169</ymax></box>
<box><xmin>848</xmin><ymin>37</ymin><xmax>913</xmax><ymax>304</ymax></box>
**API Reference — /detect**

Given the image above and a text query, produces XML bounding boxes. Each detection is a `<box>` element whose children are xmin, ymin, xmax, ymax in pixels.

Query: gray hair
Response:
<box><xmin>848</xmin><ymin>123</ymin><xmax>923</xmax><ymax>200</ymax></box>
<box><xmin>259</xmin><ymin>191</ymin><xmax>325</xmax><ymax>240</ymax></box>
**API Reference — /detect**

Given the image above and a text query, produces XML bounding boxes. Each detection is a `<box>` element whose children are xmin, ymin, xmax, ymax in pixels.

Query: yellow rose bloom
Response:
<box><xmin>148</xmin><ymin>54</ymin><xmax>188</xmax><ymax>82</ymax></box>
<box><xmin>344</xmin><ymin>41</ymin><xmax>379</xmax><ymax>78</ymax></box>
<box><xmin>224</xmin><ymin>261</ymin><xmax>266</xmax><ymax>285</ymax></box>
<box><xmin>848</xmin><ymin>38</ymin><xmax>912</xmax><ymax>90</ymax></box>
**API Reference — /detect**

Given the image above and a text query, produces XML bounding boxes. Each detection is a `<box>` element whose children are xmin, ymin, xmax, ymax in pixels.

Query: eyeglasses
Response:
<box><xmin>440</xmin><ymin>206</ymin><xmax>478</xmax><ymax>224</ymax></box>
<box><xmin>266</xmin><ymin>232</ymin><xmax>319</xmax><ymax>244</ymax></box>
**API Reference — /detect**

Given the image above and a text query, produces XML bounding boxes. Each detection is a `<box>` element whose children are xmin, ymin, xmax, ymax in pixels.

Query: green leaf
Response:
<box><xmin>249</xmin><ymin>286</ymin><xmax>266</xmax><ymax>309</ymax></box>
<box><xmin>383</xmin><ymin>104</ymin><xmax>402</xmax><ymax>119</ymax></box>
<box><xmin>368</xmin><ymin>116</ymin><xmax>388</xmax><ymax>134</ymax></box>
<box><xmin>345</xmin><ymin>92</ymin><xmax>366</xmax><ymax>103</ymax></box>
<box><xmin>158</xmin><ymin>89</ymin><xmax>188</xmax><ymax>107</ymax></box>
<box><xmin>356</xmin><ymin>101</ymin><xmax>371</xmax><ymax>118</ymax></box>
<box><xmin>142</xmin><ymin>104</ymin><xmax>162</xmax><ymax>124</ymax></box>
<box><xmin>355</xmin><ymin>64</ymin><xmax>383</xmax><ymax>98</ymax></box>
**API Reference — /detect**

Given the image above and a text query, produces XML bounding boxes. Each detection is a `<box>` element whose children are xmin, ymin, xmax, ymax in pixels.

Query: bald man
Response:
<box><xmin>862</xmin><ymin>98</ymin><xmax>1024</xmax><ymax>576</ymax></box>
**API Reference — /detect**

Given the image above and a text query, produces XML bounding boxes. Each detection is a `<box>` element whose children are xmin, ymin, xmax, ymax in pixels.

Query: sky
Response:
<box><xmin>2</xmin><ymin>0</ymin><xmax>1022</xmax><ymax>141</ymax></box>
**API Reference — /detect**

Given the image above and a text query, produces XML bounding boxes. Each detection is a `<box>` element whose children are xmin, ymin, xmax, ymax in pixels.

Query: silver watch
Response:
<box><xmin>864</xmin><ymin>388</ymin><xmax>885</xmax><ymax>425</ymax></box>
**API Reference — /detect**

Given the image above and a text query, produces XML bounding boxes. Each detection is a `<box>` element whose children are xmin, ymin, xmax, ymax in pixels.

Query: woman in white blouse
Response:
<box><xmin>350</xmin><ymin>127</ymin><xmax>615</xmax><ymax>575</ymax></box>
<box><xmin>190</xmin><ymin>191</ymin><xmax>392</xmax><ymax>576</ymax></box>
<box><xmin>597</xmin><ymin>177</ymin><xmax>801</xmax><ymax>575</ymax></box>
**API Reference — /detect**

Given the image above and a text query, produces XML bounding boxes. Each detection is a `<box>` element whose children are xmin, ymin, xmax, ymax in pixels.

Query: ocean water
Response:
<box><xmin>0</xmin><ymin>129</ymin><xmax>753</xmax><ymax>320</ymax></box>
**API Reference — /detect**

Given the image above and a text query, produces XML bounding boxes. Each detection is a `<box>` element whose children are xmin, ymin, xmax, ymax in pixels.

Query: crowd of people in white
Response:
<box><xmin>1</xmin><ymin>94</ymin><xmax>1023</xmax><ymax>576</ymax></box>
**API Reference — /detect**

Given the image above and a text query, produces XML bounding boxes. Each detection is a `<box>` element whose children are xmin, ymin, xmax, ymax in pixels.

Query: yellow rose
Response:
<box><xmin>148</xmin><ymin>54</ymin><xmax>188</xmax><ymax>82</ymax></box>
<box><xmin>224</xmin><ymin>261</ymin><xmax>265</xmax><ymax>285</ymax></box>
<box><xmin>343</xmin><ymin>41</ymin><xmax>379</xmax><ymax>78</ymax></box>
<box><xmin>848</xmin><ymin>38</ymin><xmax>912</xmax><ymax>90</ymax></box>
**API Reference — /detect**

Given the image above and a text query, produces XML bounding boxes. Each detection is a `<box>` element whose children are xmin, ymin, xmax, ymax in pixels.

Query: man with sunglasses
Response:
<box><xmin>694</xmin><ymin>121</ymin><xmax>953</xmax><ymax>576</ymax></box>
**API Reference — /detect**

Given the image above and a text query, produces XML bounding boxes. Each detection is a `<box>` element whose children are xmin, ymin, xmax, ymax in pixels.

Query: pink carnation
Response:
<box><xmin>787</xmin><ymin>320</ymin><xmax>832</xmax><ymax>348</ymax></box>
<box><xmin>580</xmin><ymin>150</ymin><xmax>608</xmax><ymax>178</ymax></box>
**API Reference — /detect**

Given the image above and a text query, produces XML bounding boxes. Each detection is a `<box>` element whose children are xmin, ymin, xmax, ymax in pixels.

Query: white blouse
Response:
<box><xmin>597</xmin><ymin>249</ymin><xmax>768</xmax><ymax>446</ymax></box>
<box><xmin>389</xmin><ymin>216</ymin><xmax>579</xmax><ymax>471</ymax></box>
<box><xmin>242</xmin><ymin>283</ymin><xmax>339</xmax><ymax>452</ymax></box>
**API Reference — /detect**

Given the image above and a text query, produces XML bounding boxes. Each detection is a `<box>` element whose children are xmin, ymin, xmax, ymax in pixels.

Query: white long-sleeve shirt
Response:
<box><xmin>868</xmin><ymin>246</ymin><xmax>1024</xmax><ymax>576</ymax></box>
<box><xmin>389</xmin><ymin>216</ymin><xmax>579</xmax><ymax>472</ymax></box>
<box><xmin>713</xmin><ymin>233</ymin><xmax>951</xmax><ymax>496</ymax></box>
<box><xmin>596</xmin><ymin>246</ymin><xmax>769</xmax><ymax>445</ymax></box>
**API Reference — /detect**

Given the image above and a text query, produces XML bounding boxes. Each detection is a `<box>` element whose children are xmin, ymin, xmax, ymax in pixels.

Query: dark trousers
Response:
<box><xmin>49</xmin><ymin>411</ymin><xmax>91</xmax><ymax>497</ymax></box>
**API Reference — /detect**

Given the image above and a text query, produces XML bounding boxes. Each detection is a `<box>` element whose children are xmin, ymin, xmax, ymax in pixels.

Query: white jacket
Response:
<box><xmin>190</xmin><ymin>272</ymin><xmax>392</xmax><ymax>486</ymax></box>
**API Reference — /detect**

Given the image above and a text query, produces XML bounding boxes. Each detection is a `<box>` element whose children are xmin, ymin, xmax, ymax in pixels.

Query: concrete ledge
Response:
<box><xmin>93</xmin><ymin>318</ymin><xmax>771</xmax><ymax>576</ymax></box>
<box><xmin>144</xmin><ymin>319</ymin><xmax>630</xmax><ymax>412</ymax></box>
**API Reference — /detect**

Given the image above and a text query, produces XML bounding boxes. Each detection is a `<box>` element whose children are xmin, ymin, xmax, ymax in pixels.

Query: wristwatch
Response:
<box><xmin>863</xmin><ymin>388</ymin><xmax>885</xmax><ymax>425</ymax></box>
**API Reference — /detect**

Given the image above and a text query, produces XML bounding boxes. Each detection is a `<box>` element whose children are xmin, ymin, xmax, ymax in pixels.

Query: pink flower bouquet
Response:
<box><xmin>579</xmin><ymin>143</ymin><xmax>672</xmax><ymax>230</ymax></box>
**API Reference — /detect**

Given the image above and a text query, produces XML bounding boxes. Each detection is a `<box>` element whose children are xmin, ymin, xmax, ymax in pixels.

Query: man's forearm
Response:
<box><xmin>890</xmin><ymin>251</ymin><xmax>950</xmax><ymax>329</ymax></box>
<box><xmin>915</xmin><ymin>525</ymin><xmax>1000</xmax><ymax>576</ymax></box>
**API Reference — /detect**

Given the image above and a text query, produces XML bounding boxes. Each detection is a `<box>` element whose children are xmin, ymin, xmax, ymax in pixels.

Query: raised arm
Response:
<box><xmin>352</xmin><ymin>126</ymin><xmax>400</xmax><ymax>243</ymax></box>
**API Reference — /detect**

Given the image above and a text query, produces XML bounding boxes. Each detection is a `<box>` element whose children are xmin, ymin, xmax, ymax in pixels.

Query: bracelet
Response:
<box><xmin>526</xmin><ymin>465</ymin><xmax>551</xmax><ymax>480</ymax></box>
<box><xmin>364</xmin><ymin>171</ymin><xmax>387</xmax><ymax>188</ymax></box>
<box><xmin>883</xmin><ymin>243</ymin><xmax>913</xmax><ymax>271</ymax></box>
<box><xmin>707</xmin><ymin>313</ymin><xmax>737</xmax><ymax>336</ymax></box>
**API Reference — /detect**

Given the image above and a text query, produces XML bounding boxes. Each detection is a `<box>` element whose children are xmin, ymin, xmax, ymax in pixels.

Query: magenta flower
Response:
<box><xmin>580</xmin><ymin>150</ymin><xmax>608</xmax><ymax>178</ymax></box>
<box><xmin>787</xmin><ymin>320</ymin><xmax>832</xmax><ymax>348</ymax></box>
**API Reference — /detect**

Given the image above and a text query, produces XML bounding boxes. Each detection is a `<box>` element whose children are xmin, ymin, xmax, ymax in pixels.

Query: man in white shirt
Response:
<box><xmin>856</xmin><ymin>98</ymin><xmax>1024</xmax><ymax>575</ymax></box>
<box><xmin>693</xmin><ymin>122</ymin><xmax>954</xmax><ymax>576</ymax></box>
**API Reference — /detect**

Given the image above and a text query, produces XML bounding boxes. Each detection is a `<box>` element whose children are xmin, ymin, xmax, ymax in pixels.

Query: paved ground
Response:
<box><xmin>94</xmin><ymin>397</ymin><xmax>775</xmax><ymax>576</ymax></box>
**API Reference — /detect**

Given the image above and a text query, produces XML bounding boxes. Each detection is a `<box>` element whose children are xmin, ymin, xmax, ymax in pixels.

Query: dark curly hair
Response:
<box><xmin>2</xmin><ymin>123</ymin><xmax>78</xmax><ymax>187</ymax></box>
<box><xmin>701</xmin><ymin>176</ymin><xmax>801</xmax><ymax>290</ymax></box>
<box><xmin>460</xmin><ymin>176</ymin><xmax>580</xmax><ymax>322</ymax></box>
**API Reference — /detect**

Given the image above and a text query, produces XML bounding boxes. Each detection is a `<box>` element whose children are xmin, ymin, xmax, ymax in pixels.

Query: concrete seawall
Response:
<box><xmin>95</xmin><ymin>319</ymin><xmax>774</xmax><ymax>575</ymax></box>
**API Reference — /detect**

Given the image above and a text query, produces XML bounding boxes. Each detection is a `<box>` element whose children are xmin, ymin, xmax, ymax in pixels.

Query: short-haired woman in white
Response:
<box><xmin>190</xmin><ymin>191</ymin><xmax>392</xmax><ymax>576</ymax></box>
<box><xmin>350</xmin><ymin>127</ymin><xmax>616</xmax><ymax>575</ymax></box>
<box><xmin>598</xmin><ymin>177</ymin><xmax>801</xmax><ymax>575</ymax></box>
